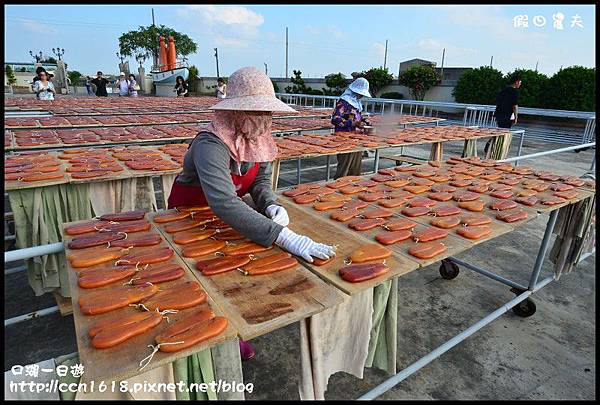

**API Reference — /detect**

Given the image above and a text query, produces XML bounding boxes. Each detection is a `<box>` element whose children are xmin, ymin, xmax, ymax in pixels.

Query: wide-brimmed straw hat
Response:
<box><xmin>211</xmin><ymin>66</ymin><xmax>296</xmax><ymax>113</ymax></box>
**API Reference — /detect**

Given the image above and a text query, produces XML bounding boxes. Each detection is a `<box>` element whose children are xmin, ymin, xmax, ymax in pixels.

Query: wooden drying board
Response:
<box><xmin>7</xmin><ymin>134</ymin><xmax>194</xmax><ymax>152</ymax></box>
<box><xmin>374</xmin><ymin>196</ymin><xmax>516</xmax><ymax>248</ymax></box>
<box><xmin>61</xmin><ymin>217</ymin><xmax>237</xmax><ymax>384</ymax></box>
<box><xmin>53</xmin><ymin>109</ymin><xmax>211</xmax><ymax>117</ymax></box>
<box><xmin>65</xmin><ymin>159</ymin><xmax>134</xmax><ymax>185</ymax></box>
<box><xmin>277</xmin><ymin>191</ymin><xmax>471</xmax><ymax>269</ymax></box>
<box><xmin>4</xmin><ymin>153</ymin><xmax>69</xmax><ymax>191</ymax></box>
<box><xmin>279</xmin><ymin>200</ymin><xmax>420</xmax><ymax>295</ymax></box>
<box><xmin>149</xmin><ymin>212</ymin><xmax>345</xmax><ymax>341</ymax></box>
<box><xmin>510</xmin><ymin>184</ymin><xmax>596</xmax><ymax>213</ymax></box>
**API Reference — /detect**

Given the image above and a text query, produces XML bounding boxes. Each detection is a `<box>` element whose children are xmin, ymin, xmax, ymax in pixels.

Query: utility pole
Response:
<box><xmin>383</xmin><ymin>40</ymin><xmax>388</xmax><ymax>69</ymax></box>
<box><xmin>285</xmin><ymin>27</ymin><xmax>288</xmax><ymax>79</ymax></box>
<box><xmin>151</xmin><ymin>8</ymin><xmax>157</xmax><ymax>68</ymax></box>
<box><xmin>214</xmin><ymin>48</ymin><xmax>220</xmax><ymax>78</ymax></box>
<box><xmin>398</xmin><ymin>62</ymin><xmax>401</xmax><ymax>84</ymax></box>
<box><xmin>535</xmin><ymin>61</ymin><xmax>538</xmax><ymax>72</ymax></box>
<box><xmin>490</xmin><ymin>56</ymin><xmax>493</xmax><ymax>67</ymax></box>
<box><xmin>264</xmin><ymin>63</ymin><xmax>268</xmax><ymax>75</ymax></box>
<box><xmin>440</xmin><ymin>48</ymin><xmax>445</xmax><ymax>82</ymax></box>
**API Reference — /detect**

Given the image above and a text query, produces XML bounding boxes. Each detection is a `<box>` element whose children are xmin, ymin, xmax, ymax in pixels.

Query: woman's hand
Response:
<box><xmin>265</xmin><ymin>204</ymin><xmax>289</xmax><ymax>227</ymax></box>
<box><xmin>275</xmin><ymin>228</ymin><xmax>336</xmax><ymax>263</ymax></box>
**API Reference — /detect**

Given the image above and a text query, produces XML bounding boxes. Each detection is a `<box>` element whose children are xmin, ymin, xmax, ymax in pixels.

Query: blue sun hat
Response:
<box><xmin>348</xmin><ymin>77</ymin><xmax>372</xmax><ymax>97</ymax></box>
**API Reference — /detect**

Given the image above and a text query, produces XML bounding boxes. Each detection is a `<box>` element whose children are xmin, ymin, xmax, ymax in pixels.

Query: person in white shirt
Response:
<box><xmin>32</xmin><ymin>70</ymin><xmax>55</xmax><ymax>100</ymax></box>
<box><xmin>216</xmin><ymin>77</ymin><xmax>226</xmax><ymax>99</ymax></box>
<box><xmin>128</xmin><ymin>74</ymin><xmax>139</xmax><ymax>97</ymax></box>
<box><xmin>117</xmin><ymin>72</ymin><xmax>130</xmax><ymax>97</ymax></box>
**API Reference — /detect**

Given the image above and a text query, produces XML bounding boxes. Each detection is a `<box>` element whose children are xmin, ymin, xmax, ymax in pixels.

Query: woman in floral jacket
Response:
<box><xmin>330</xmin><ymin>77</ymin><xmax>372</xmax><ymax>178</ymax></box>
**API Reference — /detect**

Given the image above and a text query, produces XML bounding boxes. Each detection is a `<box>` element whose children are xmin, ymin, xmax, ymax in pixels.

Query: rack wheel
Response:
<box><xmin>439</xmin><ymin>260</ymin><xmax>459</xmax><ymax>280</ymax></box>
<box><xmin>512</xmin><ymin>298</ymin><xmax>536</xmax><ymax>317</ymax></box>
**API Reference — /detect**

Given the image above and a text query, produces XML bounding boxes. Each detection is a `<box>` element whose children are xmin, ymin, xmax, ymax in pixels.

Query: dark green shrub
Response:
<box><xmin>452</xmin><ymin>66</ymin><xmax>506</xmax><ymax>104</ymax></box>
<box><xmin>379</xmin><ymin>92</ymin><xmax>404</xmax><ymax>99</ymax></box>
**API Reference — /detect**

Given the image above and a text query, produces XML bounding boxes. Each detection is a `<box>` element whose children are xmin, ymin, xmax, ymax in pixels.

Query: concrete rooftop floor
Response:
<box><xmin>4</xmin><ymin>137</ymin><xmax>596</xmax><ymax>400</ymax></box>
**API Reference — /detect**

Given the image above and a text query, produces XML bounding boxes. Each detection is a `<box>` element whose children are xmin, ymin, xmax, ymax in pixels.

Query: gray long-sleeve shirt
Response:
<box><xmin>175</xmin><ymin>132</ymin><xmax>283</xmax><ymax>246</ymax></box>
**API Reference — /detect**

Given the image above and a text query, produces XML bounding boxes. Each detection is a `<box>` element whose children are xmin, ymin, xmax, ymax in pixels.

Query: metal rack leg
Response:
<box><xmin>446</xmin><ymin>257</ymin><xmax>527</xmax><ymax>290</ymax></box>
<box><xmin>326</xmin><ymin>155</ymin><xmax>331</xmax><ymax>181</ymax></box>
<box><xmin>515</xmin><ymin>131</ymin><xmax>525</xmax><ymax>167</ymax></box>
<box><xmin>528</xmin><ymin>210</ymin><xmax>559</xmax><ymax>289</ymax></box>
<box><xmin>373</xmin><ymin>149</ymin><xmax>380</xmax><ymax>173</ymax></box>
<box><xmin>357</xmin><ymin>276</ymin><xmax>553</xmax><ymax>400</ymax></box>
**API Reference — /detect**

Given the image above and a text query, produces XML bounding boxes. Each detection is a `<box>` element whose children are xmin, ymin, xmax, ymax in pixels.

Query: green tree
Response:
<box><xmin>452</xmin><ymin>66</ymin><xmax>506</xmax><ymax>104</ymax></box>
<box><xmin>271</xmin><ymin>80</ymin><xmax>279</xmax><ymax>93</ymax></box>
<box><xmin>285</xmin><ymin>70</ymin><xmax>312</xmax><ymax>94</ymax></box>
<box><xmin>41</xmin><ymin>57</ymin><xmax>57</xmax><ymax>64</ymax></box>
<box><xmin>542</xmin><ymin>66</ymin><xmax>595</xmax><ymax>111</ymax></box>
<box><xmin>118</xmin><ymin>25</ymin><xmax>198</xmax><ymax>62</ymax></box>
<box><xmin>351</xmin><ymin>67</ymin><xmax>393</xmax><ymax>97</ymax></box>
<box><xmin>5</xmin><ymin>65</ymin><xmax>17</xmax><ymax>86</ymax></box>
<box><xmin>67</xmin><ymin>70</ymin><xmax>83</xmax><ymax>86</ymax></box>
<box><xmin>504</xmin><ymin>69</ymin><xmax>548</xmax><ymax>108</ymax></box>
<box><xmin>379</xmin><ymin>92</ymin><xmax>404</xmax><ymax>100</ymax></box>
<box><xmin>398</xmin><ymin>65</ymin><xmax>440</xmax><ymax>101</ymax></box>
<box><xmin>324</xmin><ymin>72</ymin><xmax>348</xmax><ymax>96</ymax></box>
<box><xmin>187</xmin><ymin>65</ymin><xmax>199</xmax><ymax>93</ymax></box>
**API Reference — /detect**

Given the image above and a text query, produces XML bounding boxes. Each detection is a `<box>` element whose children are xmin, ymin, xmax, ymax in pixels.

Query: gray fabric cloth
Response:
<box><xmin>334</xmin><ymin>152</ymin><xmax>363</xmax><ymax>179</ymax></box>
<box><xmin>8</xmin><ymin>184</ymin><xmax>93</xmax><ymax>297</ymax></box>
<box><xmin>160</xmin><ymin>173</ymin><xmax>179</xmax><ymax>209</ymax></box>
<box><xmin>429</xmin><ymin>142</ymin><xmax>443</xmax><ymax>161</ymax></box>
<box><xmin>175</xmin><ymin>132</ymin><xmax>283</xmax><ymax>247</ymax></box>
<box><xmin>365</xmin><ymin>278</ymin><xmax>398</xmax><ymax>375</ymax></box>
<box><xmin>549</xmin><ymin>194</ymin><xmax>596</xmax><ymax>279</ymax></box>
<box><xmin>461</xmin><ymin>138</ymin><xmax>478</xmax><ymax>158</ymax></box>
<box><xmin>87</xmin><ymin>177</ymin><xmax>157</xmax><ymax>217</ymax></box>
<box><xmin>485</xmin><ymin>132</ymin><xmax>513</xmax><ymax>160</ymax></box>
<box><xmin>299</xmin><ymin>289</ymin><xmax>373</xmax><ymax>399</ymax></box>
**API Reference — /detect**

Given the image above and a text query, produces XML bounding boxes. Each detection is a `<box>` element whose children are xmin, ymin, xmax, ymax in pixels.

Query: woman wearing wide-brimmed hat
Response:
<box><xmin>330</xmin><ymin>77</ymin><xmax>372</xmax><ymax>179</ymax></box>
<box><xmin>168</xmin><ymin>66</ymin><xmax>336</xmax><ymax>360</ymax></box>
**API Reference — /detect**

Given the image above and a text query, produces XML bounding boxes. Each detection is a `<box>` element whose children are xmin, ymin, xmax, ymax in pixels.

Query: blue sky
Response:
<box><xmin>4</xmin><ymin>5</ymin><xmax>595</xmax><ymax>78</ymax></box>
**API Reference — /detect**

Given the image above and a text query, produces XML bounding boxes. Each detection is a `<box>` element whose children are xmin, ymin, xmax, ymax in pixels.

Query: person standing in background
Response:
<box><xmin>31</xmin><ymin>66</ymin><xmax>46</xmax><ymax>91</ymax></box>
<box><xmin>91</xmin><ymin>71</ymin><xmax>108</xmax><ymax>97</ymax></box>
<box><xmin>32</xmin><ymin>70</ymin><xmax>55</xmax><ymax>100</ymax></box>
<box><xmin>117</xmin><ymin>72</ymin><xmax>129</xmax><ymax>97</ymax></box>
<box><xmin>128</xmin><ymin>74</ymin><xmax>139</xmax><ymax>97</ymax></box>
<box><xmin>85</xmin><ymin>76</ymin><xmax>94</xmax><ymax>96</ymax></box>
<box><xmin>487</xmin><ymin>73</ymin><xmax>521</xmax><ymax>153</ymax></box>
<box><xmin>174</xmin><ymin>76</ymin><xmax>189</xmax><ymax>97</ymax></box>
<box><xmin>330</xmin><ymin>77</ymin><xmax>372</xmax><ymax>179</ymax></box>
<box><xmin>216</xmin><ymin>77</ymin><xmax>227</xmax><ymax>99</ymax></box>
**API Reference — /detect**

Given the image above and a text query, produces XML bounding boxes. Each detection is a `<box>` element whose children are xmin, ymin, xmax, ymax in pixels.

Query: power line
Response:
<box><xmin>6</xmin><ymin>17</ymin><xmax>125</xmax><ymax>29</ymax></box>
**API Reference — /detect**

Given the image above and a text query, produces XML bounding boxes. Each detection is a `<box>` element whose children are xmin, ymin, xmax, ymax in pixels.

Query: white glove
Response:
<box><xmin>265</xmin><ymin>204</ymin><xmax>290</xmax><ymax>227</ymax></box>
<box><xmin>275</xmin><ymin>227</ymin><xmax>336</xmax><ymax>263</ymax></box>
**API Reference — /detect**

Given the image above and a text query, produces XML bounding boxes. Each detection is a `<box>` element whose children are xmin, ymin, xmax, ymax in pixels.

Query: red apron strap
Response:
<box><xmin>168</xmin><ymin>162</ymin><xmax>261</xmax><ymax>209</ymax></box>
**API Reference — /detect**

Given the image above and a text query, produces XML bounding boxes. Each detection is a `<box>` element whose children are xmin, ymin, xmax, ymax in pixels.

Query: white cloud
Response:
<box><xmin>176</xmin><ymin>5</ymin><xmax>265</xmax><ymax>48</ymax></box>
<box><xmin>181</xmin><ymin>5</ymin><xmax>264</xmax><ymax>26</ymax></box>
<box><xmin>20</xmin><ymin>20</ymin><xmax>57</xmax><ymax>34</ymax></box>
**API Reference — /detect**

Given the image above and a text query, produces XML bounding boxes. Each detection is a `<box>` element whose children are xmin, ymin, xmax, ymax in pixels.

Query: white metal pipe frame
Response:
<box><xmin>3</xmin><ymin>137</ymin><xmax>596</xmax><ymax>399</ymax></box>
<box><xmin>277</xmin><ymin>93</ymin><xmax>595</xmax><ymax>145</ymax></box>
<box><xmin>276</xmin><ymin>93</ymin><xmax>595</xmax><ymax>120</ymax></box>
